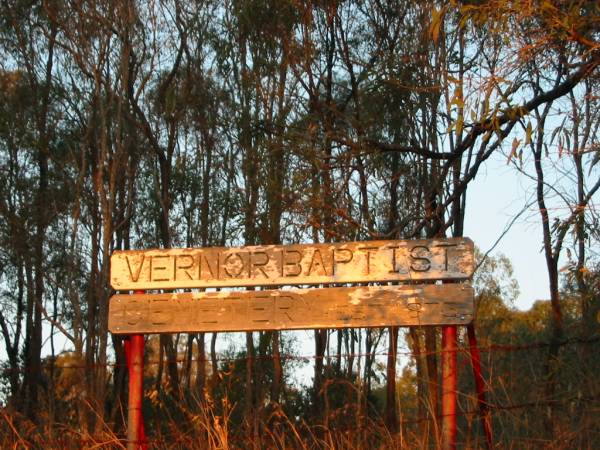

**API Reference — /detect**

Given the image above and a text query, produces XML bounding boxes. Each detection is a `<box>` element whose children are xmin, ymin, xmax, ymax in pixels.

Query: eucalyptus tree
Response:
<box><xmin>209</xmin><ymin>1</ymin><xmax>302</xmax><ymax>433</ymax></box>
<box><xmin>511</xmin><ymin>48</ymin><xmax>600</xmax><ymax>437</ymax></box>
<box><xmin>0</xmin><ymin>1</ymin><xmax>59</xmax><ymax>422</ymax></box>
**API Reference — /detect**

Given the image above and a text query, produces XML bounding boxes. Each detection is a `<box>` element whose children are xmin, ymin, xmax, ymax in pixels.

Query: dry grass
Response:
<box><xmin>2</xmin><ymin>394</ymin><xmax>599</xmax><ymax>450</ymax></box>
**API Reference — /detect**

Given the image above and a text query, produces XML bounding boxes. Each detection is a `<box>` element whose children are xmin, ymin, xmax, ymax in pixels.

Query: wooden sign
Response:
<box><xmin>110</xmin><ymin>238</ymin><xmax>473</xmax><ymax>290</ymax></box>
<box><xmin>108</xmin><ymin>284</ymin><xmax>473</xmax><ymax>334</ymax></box>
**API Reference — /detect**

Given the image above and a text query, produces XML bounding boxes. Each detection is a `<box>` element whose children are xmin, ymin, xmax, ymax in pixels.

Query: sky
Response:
<box><xmin>464</xmin><ymin>149</ymin><xmax>550</xmax><ymax>310</ymax></box>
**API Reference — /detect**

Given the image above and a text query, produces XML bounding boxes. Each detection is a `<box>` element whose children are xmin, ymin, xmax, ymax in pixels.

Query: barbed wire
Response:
<box><xmin>1</xmin><ymin>334</ymin><xmax>598</xmax><ymax>373</ymax></box>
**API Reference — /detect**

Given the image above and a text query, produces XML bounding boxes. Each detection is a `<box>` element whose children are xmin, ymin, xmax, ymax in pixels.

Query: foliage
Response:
<box><xmin>0</xmin><ymin>0</ymin><xmax>598</xmax><ymax>446</ymax></box>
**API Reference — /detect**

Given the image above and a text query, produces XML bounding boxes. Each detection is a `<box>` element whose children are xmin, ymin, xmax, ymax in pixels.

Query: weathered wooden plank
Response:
<box><xmin>110</xmin><ymin>238</ymin><xmax>473</xmax><ymax>290</ymax></box>
<box><xmin>108</xmin><ymin>284</ymin><xmax>473</xmax><ymax>334</ymax></box>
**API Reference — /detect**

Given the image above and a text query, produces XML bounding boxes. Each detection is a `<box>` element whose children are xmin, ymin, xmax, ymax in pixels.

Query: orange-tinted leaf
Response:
<box><xmin>507</xmin><ymin>137</ymin><xmax>520</xmax><ymax>164</ymax></box>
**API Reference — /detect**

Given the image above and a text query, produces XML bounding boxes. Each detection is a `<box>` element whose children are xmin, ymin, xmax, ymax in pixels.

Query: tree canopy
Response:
<box><xmin>0</xmin><ymin>1</ymin><xmax>598</xmax><ymax>447</ymax></box>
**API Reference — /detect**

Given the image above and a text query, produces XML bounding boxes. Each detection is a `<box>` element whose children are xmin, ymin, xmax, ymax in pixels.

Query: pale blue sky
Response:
<box><xmin>465</xmin><ymin>149</ymin><xmax>551</xmax><ymax>309</ymax></box>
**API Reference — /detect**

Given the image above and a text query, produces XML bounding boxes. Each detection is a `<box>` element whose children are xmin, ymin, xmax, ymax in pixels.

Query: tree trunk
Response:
<box><xmin>313</xmin><ymin>328</ymin><xmax>328</xmax><ymax>421</ymax></box>
<box><xmin>195</xmin><ymin>334</ymin><xmax>206</xmax><ymax>400</ymax></box>
<box><xmin>386</xmin><ymin>326</ymin><xmax>400</xmax><ymax>432</ymax></box>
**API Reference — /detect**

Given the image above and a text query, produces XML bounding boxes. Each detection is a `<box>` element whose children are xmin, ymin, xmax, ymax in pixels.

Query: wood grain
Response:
<box><xmin>110</xmin><ymin>238</ymin><xmax>473</xmax><ymax>290</ymax></box>
<box><xmin>108</xmin><ymin>284</ymin><xmax>474</xmax><ymax>334</ymax></box>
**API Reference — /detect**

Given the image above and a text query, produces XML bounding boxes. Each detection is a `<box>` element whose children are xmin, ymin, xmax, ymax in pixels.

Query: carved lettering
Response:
<box><xmin>275</xmin><ymin>295</ymin><xmax>295</xmax><ymax>323</ymax></box>
<box><xmin>358</xmin><ymin>246</ymin><xmax>378</xmax><ymax>274</ymax></box>
<box><xmin>126</xmin><ymin>255</ymin><xmax>146</xmax><ymax>282</ymax></box>
<box><xmin>250</xmin><ymin>251</ymin><xmax>270</xmax><ymax>278</ymax></box>
<box><xmin>200</xmin><ymin>253</ymin><xmax>217</xmax><ymax>279</ymax></box>
<box><xmin>433</xmin><ymin>243</ymin><xmax>457</xmax><ymax>271</ymax></box>
<box><xmin>197</xmin><ymin>300</ymin><xmax>232</xmax><ymax>324</ymax></box>
<box><xmin>306</xmin><ymin>249</ymin><xmax>328</xmax><ymax>276</ymax></box>
<box><xmin>124</xmin><ymin>298</ymin><xmax>142</xmax><ymax>325</ymax></box>
<box><xmin>229</xmin><ymin>295</ymin><xmax>247</xmax><ymax>317</ymax></box>
<box><xmin>388</xmin><ymin>246</ymin><xmax>408</xmax><ymax>274</ymax></box>
<box><xmin>110</xmin><ymin>238</ymin><xmax>474</xmax><ymax>290</ymax></box>
<box><xmin>198</xmin><ymin>305</ymin><xmax>220</xmax><ymax>323</ymax></box>
<box><xmin>150</xmin><ymin>298</ymin><xmax>171</xmax><ymax>325</ymax></box>
<box><xmin>249</xmin><ymin>294</ymin><xmax>274</xmax><ymax>323</ymax></box>
<box><xmin>174</xmin><ymin>254</ymin><xmax>195</xmax><ymax>281</ymax></box>
<box><xmin>283</xmin><ymin>250</ymin><xmax>302</xmax><ymax>277</ymax></box>
<box><xmin>333</xmin><ymin>248</ymin><xmax>353</xmax><ymax>275</ymax></box>
<box><xmin>410</xmin><ymin>245</ymin><xmax>431</xmax><ymax>272</ymax></box>
<box><xmin>151</xmin><ymin>255</ymin><xmax>170</xmax><ymax>281</ymax></box>
<box><xmin>406</xmin><ymin>296</ymin><xmax>422</xmax><ymax>311</ymax></box>
<box><xmin>108</xmin><ymin>284</ymin><xmax>475</xmax><ymax>334</ymax></box>
<box><xmin>223</xmin><ymin>252</ymin><xmax>245</xmax><ymax>278</ymax></box>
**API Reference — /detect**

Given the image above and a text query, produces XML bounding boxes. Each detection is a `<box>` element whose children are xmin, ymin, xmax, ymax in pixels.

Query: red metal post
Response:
<box><xmin>125</xmin><ymin>290</ymin><xmax>146</xmax><ymax>450</ymax></box>
<box><xmin>467</xmin><ymin>323</ymin><xmax>493</xmax><ymax>449</ymax></box>
<box><xmin>126</xmin><ymin>334</ymin><xmax>146</xmax><ymax>449</ymax></box>
<box><xmin>441</xmin><ymin>325</ymin><xmax>457</xmax><ymax>450</ymax></box>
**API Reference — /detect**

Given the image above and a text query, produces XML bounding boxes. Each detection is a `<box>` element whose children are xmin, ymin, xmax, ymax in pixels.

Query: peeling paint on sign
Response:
<box><xmin>108</xmin><ymin>284</ymin><xmax>474</xmax><ymax>334</ymax></box>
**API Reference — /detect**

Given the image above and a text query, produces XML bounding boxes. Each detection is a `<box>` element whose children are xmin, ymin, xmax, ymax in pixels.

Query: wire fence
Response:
<box><xmin>2</xmin><ymin>334</ymin><xmax>596</xmax><ymax>372</ymax></box>
<box><xmin>2</xmin><ymin>332</ymin><xmax>599</xmax><ymax>448</ymax></box>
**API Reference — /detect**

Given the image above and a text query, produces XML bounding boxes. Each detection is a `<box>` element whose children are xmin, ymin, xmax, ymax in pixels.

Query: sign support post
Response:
<box><xmin>125</xmin><ymin>291</ymin><xmax>146</xmax><ymax>450</ymax></box>
<box><xmin>441</xmin><ymin>325</ymin><xmax>457</xmax><ymax>450</ymax></box>
<box><xmin>467</xmin><ymin>323</ymin><xmax>493</xmax><ymax>448</ymax></box>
